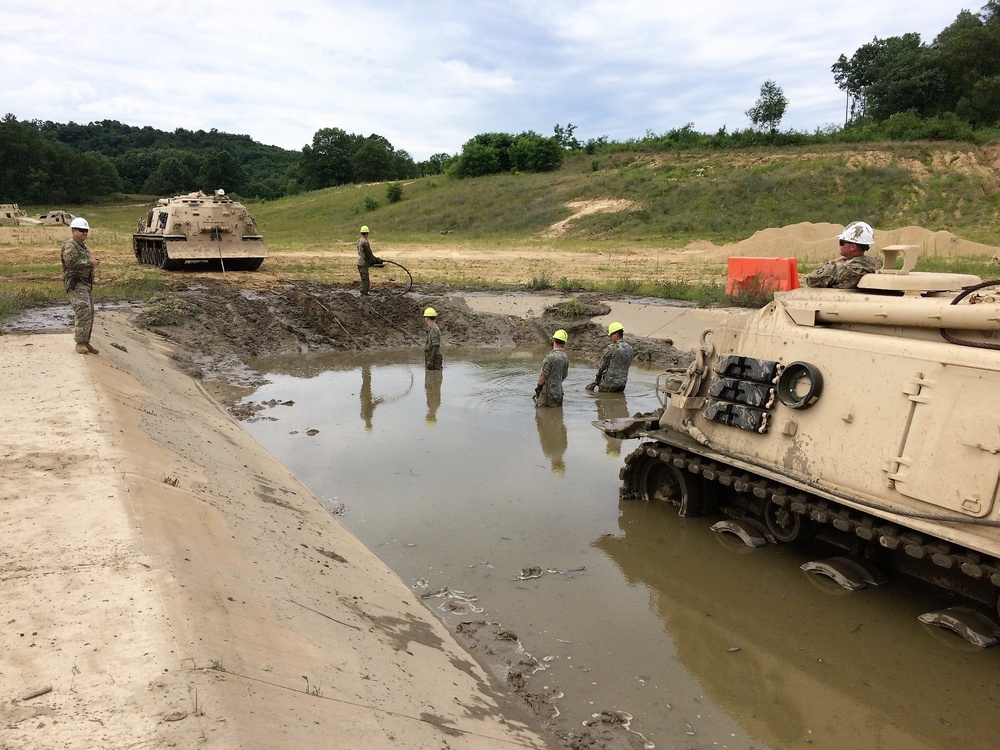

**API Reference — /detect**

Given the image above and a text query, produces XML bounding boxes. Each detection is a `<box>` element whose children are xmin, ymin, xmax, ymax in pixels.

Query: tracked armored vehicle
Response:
<box><xmin>133</xmin><ymin>190</ymin><xmax>268</xmax><ymax>271</ymax></box>
<box><xmin>596</xmin><ymin>246</ymin><xmax>1000</xmax><ymax>631</ymax></box>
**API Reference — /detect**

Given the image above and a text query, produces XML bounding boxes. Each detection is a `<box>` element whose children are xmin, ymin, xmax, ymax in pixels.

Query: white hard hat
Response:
<box><xmin>70</xmin><ymin>217</ymin><xmax>90</xmax><ymax>231</ymax></box>
<box><xmin>838</xmin><ymin>221</ymin><xmax>874</xmax><ymax>246</ymax></box>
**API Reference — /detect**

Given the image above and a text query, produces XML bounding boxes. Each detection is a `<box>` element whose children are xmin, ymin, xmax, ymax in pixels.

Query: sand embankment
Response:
<box><xmin>0</xmin><ymin>313</ymin><xmax>550</xmax><ymax>749</ymax></box>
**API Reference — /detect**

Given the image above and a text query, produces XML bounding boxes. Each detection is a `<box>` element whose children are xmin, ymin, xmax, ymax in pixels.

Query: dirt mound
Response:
<box><xmin>671</xmin><ymin>222</ymin><xmax>999</xmax><ymax>264</ymax></box>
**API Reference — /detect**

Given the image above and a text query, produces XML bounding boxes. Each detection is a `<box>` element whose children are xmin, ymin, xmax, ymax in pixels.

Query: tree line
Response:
<box><xmin>2</xmin><ymin>4</ymin><xmax>997</xmax><ymax>205</ymax></box>
<box><xmin>833</xmin><ymin>1</ymin><xmax>1000</xmax><ymax>127</ymax></box>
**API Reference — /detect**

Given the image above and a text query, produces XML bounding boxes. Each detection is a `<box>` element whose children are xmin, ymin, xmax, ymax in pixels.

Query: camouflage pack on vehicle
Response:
<box><xmin>133</xmin><ymin>189</ymin><xmax>268</xmax><ymax>271</ymax></box>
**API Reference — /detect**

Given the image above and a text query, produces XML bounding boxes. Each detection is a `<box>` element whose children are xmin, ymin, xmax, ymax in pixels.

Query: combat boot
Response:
<box><xmin>75</xmin><ymin>343</ymin><xmax>89</xmax><ymax>354</ymax></box>
<box><xmin>85</xmin><ymin>342</ymin><xmax>99</xmax><ymax>354</ymax></box>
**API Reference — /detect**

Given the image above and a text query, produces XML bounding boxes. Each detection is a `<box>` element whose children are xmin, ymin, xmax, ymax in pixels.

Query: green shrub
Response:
<box><xmin>613</xmin><ymin>278</ymin><xmax>640</xmax><ymax>294</ymax></box>
<box><xmin>725</xmin><ymin>273</ymin><xmax>776</xmax><ymax>308</ymax></box>
<box><xmin>386</xmin><ymin>182</ymin><xmax>403</xmax><ymax>203</ymax></box>
<box><xmin>364</xmin><ymin>195</ymin><xmax>380</xmax><ymax>211</ymax></box>
<box><xmin>529</xmin><ymin>271</ymin><xmax>552</xmax><ymax>290</ymax></box>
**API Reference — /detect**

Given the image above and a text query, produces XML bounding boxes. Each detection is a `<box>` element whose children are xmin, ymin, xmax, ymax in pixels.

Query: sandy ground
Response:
<box><xmin>0</xmin><ymin>314</ymin><xmax>553</xmax><ymax>750</ymax></box>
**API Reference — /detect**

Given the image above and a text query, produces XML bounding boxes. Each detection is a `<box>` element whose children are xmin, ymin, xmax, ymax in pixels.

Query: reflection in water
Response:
<box><xmin>593</xmin><ymin>392</ymin><xmax>629</xmax><ymax>457</ymax></box>
<box><xmin>424</xmin><ymin>370</ymin><xmax>442</xmax><ymax>426</ymax></box>
<box><xmin>359</xmin><ymin>364</ymin><xmax>415</xmax><ymax>431</ymax></box>
<box><xmin>534</xmin><ymin>407</ymin><xmax>567</xmax><ymax>476</ymax></box>
<box><xmin>359</xmin><ymin>365</ymin><xmax>382</xmax><ymax>431</ymax></box>
<box><xmin>594</xmin><ymin>498</ymin><xmax>1000</xmax><ymax>750</ymax></box>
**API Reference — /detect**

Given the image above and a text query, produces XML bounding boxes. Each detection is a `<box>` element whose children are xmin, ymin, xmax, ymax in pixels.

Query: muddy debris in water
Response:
<box><xmin>111</xmin><ymin>279</ymin><xmax>690</xmax><ymax>400</ymax></box>
<box><xmin>454</xmin><ymin>619</ymin><xmax>651</xmax><ymax>750</ymax></box>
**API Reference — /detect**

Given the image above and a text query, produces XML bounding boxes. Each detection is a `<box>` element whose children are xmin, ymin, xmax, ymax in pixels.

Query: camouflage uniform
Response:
<box><xmin>425</xmin><ymin>321</ymin><xmax>443</xmax><ymax>370</ymax></box>
<box><xmin>61</xmin><ymin>237</ymin><xmax>95</xmax><ymax>344</ymax></box>
<box><xmin>595</xmin><ymin>339</ymin><xmax>634</xmax><ymax>392</ymax></box>
<box><xmin>356</xmin><ymin>236</ymin><xmax>381</xmax><ymax>295</ymax></box>
<box><xmin>536</xmin><ymin>348</ymin><xmax>569</xmax><ymax>408</ymax></box>
<box><xmin>805</xmin><ymin>254</ymin><xmax>883</xmax><ymax>289</ymax></box>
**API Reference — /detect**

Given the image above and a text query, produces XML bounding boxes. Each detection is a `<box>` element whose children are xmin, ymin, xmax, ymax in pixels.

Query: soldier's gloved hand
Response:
<box><xmin>585</xmin><ymin>382</ymin><xmax>598</xmax><ymax>391</ymax></box>
<box><xmin>534</xmin><ymin>384</ymin><xmax>543</xmax><ymax>397</ymax></box>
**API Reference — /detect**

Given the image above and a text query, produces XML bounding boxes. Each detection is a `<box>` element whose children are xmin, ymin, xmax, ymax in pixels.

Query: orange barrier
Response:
<box><xmin>725</xmin><ymin>257</ymin><xmax>799</xmax><ymax>296</ymax></box>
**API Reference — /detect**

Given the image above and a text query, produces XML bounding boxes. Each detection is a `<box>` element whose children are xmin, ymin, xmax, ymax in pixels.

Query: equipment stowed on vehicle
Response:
<box><xmin>594</xmin><ymin>245</ymin><xmax>1000</xmax><ymax>645</ymax></box>
<box><xmin>133</xmin><ymin>189</ymin><xmax>268</xmax><ymax>271</ymax></box>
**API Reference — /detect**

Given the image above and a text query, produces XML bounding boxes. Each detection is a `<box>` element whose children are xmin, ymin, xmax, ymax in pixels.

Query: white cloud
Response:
<box><xmin>0</xmin><ymin>0</ymin><xmax>975</xmax><ymax>158</ymax></box>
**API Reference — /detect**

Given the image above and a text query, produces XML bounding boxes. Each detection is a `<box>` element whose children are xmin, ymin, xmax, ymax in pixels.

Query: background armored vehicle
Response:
<box><xmin>34</xmin><ymin>210</ymin><xmax>76</xmax><ymax>226</ymax></box>
<box><xmin>133</xmin><ymin>189</ymin><xmax>268</xmax><ymax>271</ymax></box>
<box><xmin>0</xmin><ymin>203</ymin><xmax>28</xmax><ymax>226</ymax></box>
<box><xmin>597</xmin><ymin>246</ymin><xmax>1000</xmax><ymax>632</ymax></box>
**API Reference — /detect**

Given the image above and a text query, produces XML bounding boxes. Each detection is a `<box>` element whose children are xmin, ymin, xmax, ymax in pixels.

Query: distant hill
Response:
<box><xmin>248</xmin><ymin>142</ymin><xmax>1000</xmax><ymax>251</ymax></box>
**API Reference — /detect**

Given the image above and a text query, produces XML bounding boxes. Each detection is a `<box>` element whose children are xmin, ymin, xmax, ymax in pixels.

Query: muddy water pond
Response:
<box><xmin>238</xmin><ymin>348</ymin><xmax>1000</xmax><ymax>750</ymax></box>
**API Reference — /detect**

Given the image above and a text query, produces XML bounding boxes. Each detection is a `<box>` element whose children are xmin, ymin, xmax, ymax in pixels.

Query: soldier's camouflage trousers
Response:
<box><xmin>68</xmin><ymin>284</ymin><xmax>94</xmax><ymax>344</ymax></box>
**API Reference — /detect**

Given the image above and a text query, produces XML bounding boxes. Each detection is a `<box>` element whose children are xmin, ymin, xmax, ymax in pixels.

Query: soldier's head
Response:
<box><xmin>838</xmin><ymin>221</ymin><xmax>874</xmax><ymax>259</ymax></box>
<box><xmin>70</xmin><ymin>216</ymin><xmax>90</xmax><ymax>241</ymax></box>
<box><xmin>608</xmin><ymin>322</ymin><xmax>624</xmax><ymax>341</ymax></box>
<box><xmin>552</xmin><ymin>329</ymin><xmax>568</xmax><ymax>348</ymax></box>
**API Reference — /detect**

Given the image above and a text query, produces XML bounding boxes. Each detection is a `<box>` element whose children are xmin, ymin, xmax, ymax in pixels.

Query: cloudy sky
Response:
<box><xmin>2</xmin><ymin>1</ymin><xmax>975</xmax><ymax>160</ymax></box>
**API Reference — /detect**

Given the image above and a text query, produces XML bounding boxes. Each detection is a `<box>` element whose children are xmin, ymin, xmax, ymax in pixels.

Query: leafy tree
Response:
<box><xmin>509</xmin><ymin>131</ymin><xmax>564</xmax><ymax>172</ymax></box>
<box><xmin>746</xmin><ymin>80</ymin><xmax>788</xmax><ymax>132</ymax></box>
<box><xmin>420</xmin><ymin>153</ymin><xmax>454</xmax><ymax>175</ymax></box>
<box><xmin>389</xmin><ymin>149</ymin><xmax>416</xmax><ymax>180</ymax></box>
<box><xmin>467</xmin><ymin>133</ymin><xmax>516</xmax><ymax>172</ymax></box>
<box><xmin>933</xmin><ymin>5</ymin><xmax>1000</xmax><ymax>124</ymax></box>
<box><xmin>199</xmin><ymin>149</ymin><xmax>245</xmax><ymax>193</ymax></box>
<box><xmin>115</xmin><ymin>149</ymin><xmax>162</xmax><ymax>193</ymax></box>
<box><xmin>553</xmin><ymin>123</ymin><xmax>581</xmax><ymax>150</ymax></box>
<box><xmin>142</xmin><ymin>155</ymin><xmax>196</xmax><ymax>195</ymax></box>
<box><xmin>834</xmin><ymin>33</ymin><xmax>945</xmax><ymax>123</ymax></box>
<box><xmin>0</xmin><ymin>114</ymin><xmax>45</xmax><ymax>201</ymax></box>
<box><xmin>351</xmin><ymin>134</ymin><xmax>394</xmax><ymax>183</ymax></box>
<box><xmin>453</xmin><ymin>141</ymin><xmax>501</xmax><ymax>178</ymax></box>
<box><xmin>77</xmin><ymin>152</ymin><xmax>123</xmax><ymax>198</ymax></box>
<box><xmin>299</xmin><ymin>127</ymin><xmax>358</xmax><ymax>189</ymax></box>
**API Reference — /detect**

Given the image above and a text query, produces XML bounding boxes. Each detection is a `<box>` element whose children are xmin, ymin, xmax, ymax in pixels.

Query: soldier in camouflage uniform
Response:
<box><xmin>423</xmin><ymin>307</ymin><xmax>443</xmax><ymax>370</ymax></box>
<box><xmin>61</xmin><ymin>217</ymin><xmax>101</xmax><ymax>354</ymax></box>
<box><xmin>534</xmin><ymin>330</ymin><xmax>570</xmax><ymax>408</ymax></box>
<box><xmin>805</xmin><ymin>221</ymin><xmax>882</xmax><ymax>289</ymax></box>
<box><xmin>588</xmin><ymin>322</ymin><xmax>634</xmax><ymax>392</ymax></box>
<box><xmin>356</xmin><ymin>226</ymin><xmax>383</xmax><ymax>296</ymax></box>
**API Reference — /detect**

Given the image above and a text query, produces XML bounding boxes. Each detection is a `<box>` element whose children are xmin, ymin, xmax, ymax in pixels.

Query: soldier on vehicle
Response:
<box><xmin>534</xmin><ymin>329</ymin><xmax>570</xmax><ymax>408</ymax></box>
<box><xmin>587</xmin><ymin>322</ymin><xmax>634</xmax><ymax>392</ymax></box>
<box><xmin>423</xmin><ymin>307</ymin><xmax>443</xmax><ymax>370</ymax></box>
<box><xmin>805</xmin><ymin>221</ymin><xmax>882</xmax><ymax>289</ymax></box>
<box><xmin>356</xmin><ymin>225</ymin><xmax>383</xmax><ymax>296</ymax></box>
<box><xmin>61</xmin><ymin>217</ymin><xmax>100</xmax><ymax>354</ymax></box>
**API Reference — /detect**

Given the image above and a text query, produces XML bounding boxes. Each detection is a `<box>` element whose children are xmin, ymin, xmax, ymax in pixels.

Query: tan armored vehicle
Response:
<box><xmin>133</xmin><ymin>189</ymin><xmax>268</xmax><ymax>271</ymax></box>
<box><xmin>34</xmin><ymin>210</ymin><xmax>76</xmax><ymax>226</ymax></box>
<box><xmin>0</xmin><ymin>203</ymin><xmax>28</xmax><ymax>227</ymax></box>
<box><xmin>597</xmin><ymin>246</ymin><xmax>1000</xmax><ymax>638</ymax></box>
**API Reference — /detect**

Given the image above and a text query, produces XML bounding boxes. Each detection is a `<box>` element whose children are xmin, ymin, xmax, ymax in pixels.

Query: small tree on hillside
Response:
<box><xmin>746</xmin><ymin>79</ymin><xmax>789</xmax><ymax>132</ymax></box>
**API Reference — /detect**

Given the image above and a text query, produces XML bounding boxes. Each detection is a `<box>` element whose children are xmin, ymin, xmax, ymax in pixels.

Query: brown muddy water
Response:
<box><xmin>237</xmin><ymin>348</ymin><xmax>1000</xmax><ymax>750</ymax></box>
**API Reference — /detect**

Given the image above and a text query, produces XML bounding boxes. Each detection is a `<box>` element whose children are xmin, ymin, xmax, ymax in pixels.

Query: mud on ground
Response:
<box><xmin>135</xmin><ymin>279</ymin><xmax>689</xmax><ymax>402</ymax></box>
